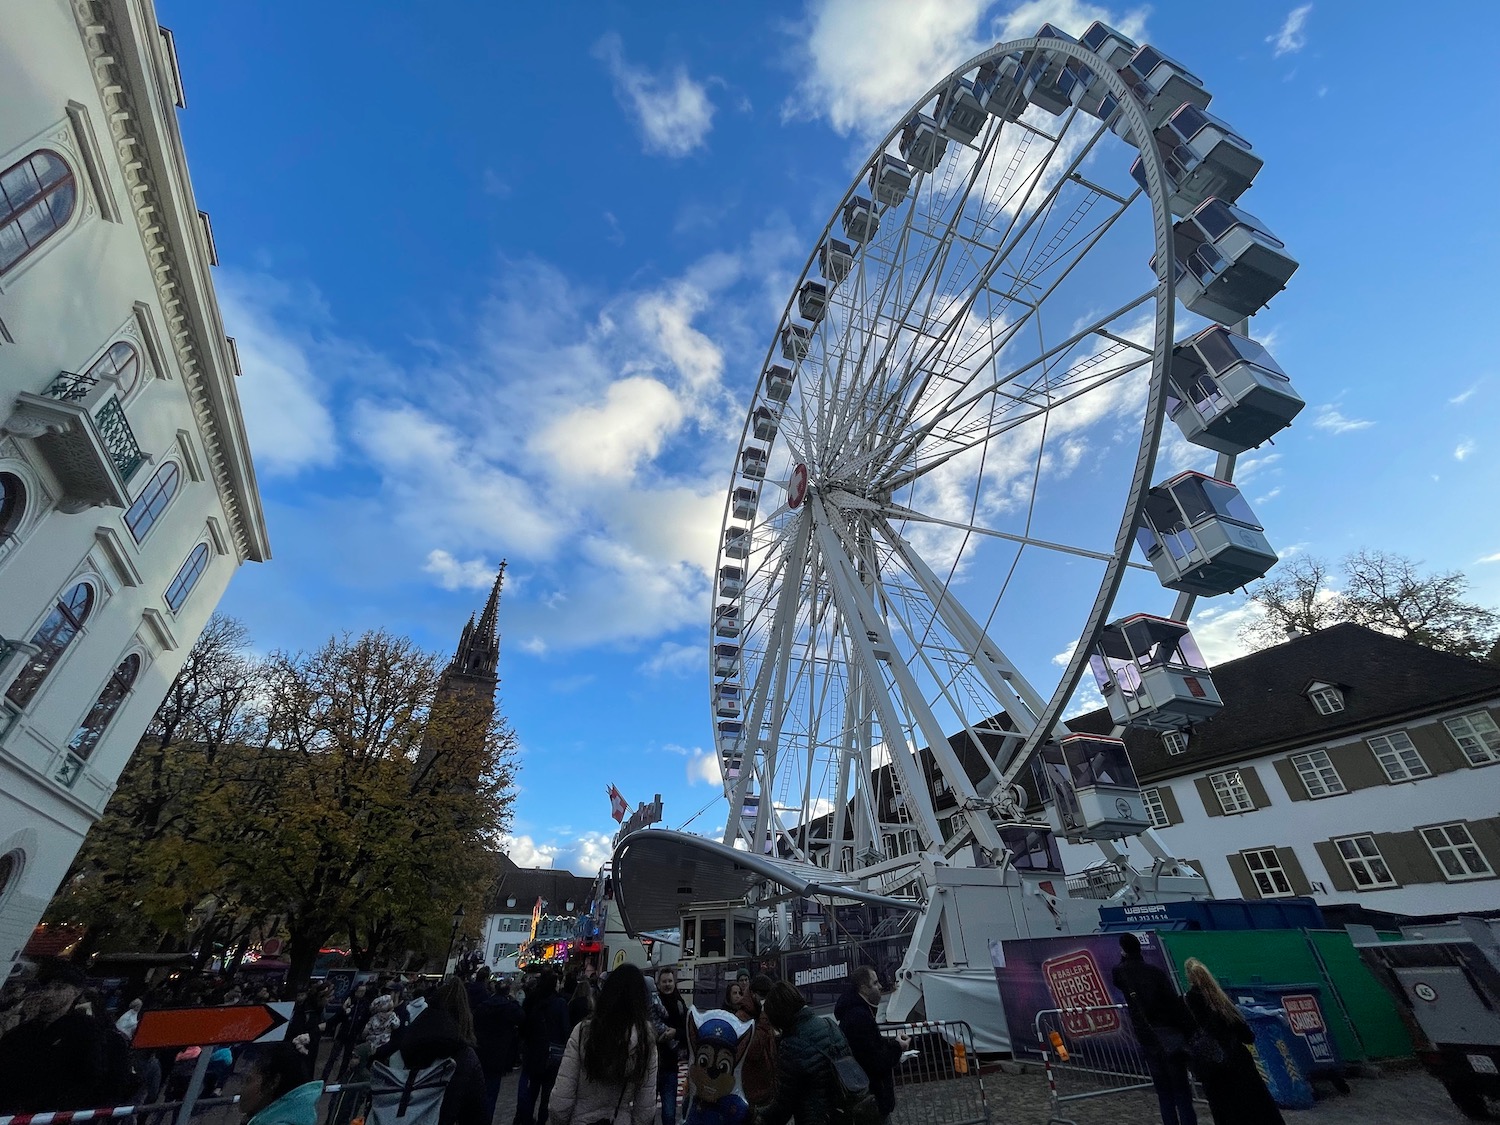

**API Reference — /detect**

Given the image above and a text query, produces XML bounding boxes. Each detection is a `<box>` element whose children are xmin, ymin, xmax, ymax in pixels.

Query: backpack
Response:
<box><xmin>816</xmin><ymin>1021</ymin><xmax>881</xmax><ymax>1125</ymax></box>
<box><xmin>369</xmin><ymin>1053</ymin><xmax>457</xmax><ymax>1125</ymax></box>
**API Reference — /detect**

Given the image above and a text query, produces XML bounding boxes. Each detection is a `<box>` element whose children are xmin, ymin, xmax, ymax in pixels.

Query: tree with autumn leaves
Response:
<box><xmin>50</xmin><ymin>617</ymin><xmax>518</xmax><ymax>986</ymax></box>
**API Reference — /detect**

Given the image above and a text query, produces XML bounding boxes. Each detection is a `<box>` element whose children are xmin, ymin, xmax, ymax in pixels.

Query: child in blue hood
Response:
<box><xmin>239</xmin><ymin>1041</ymin><xmax>325</xmax><ymax>1125</ymax></box>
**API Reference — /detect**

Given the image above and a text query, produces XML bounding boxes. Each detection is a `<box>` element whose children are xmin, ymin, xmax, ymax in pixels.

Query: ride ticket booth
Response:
<box><xmin>678</xmin><ymin>901</ymin><xmax>760</xmax><ymax>1008</ymax></box>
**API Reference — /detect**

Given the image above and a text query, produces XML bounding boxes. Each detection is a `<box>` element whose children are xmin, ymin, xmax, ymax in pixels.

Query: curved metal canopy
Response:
<box><xmin>611</xmin><ymin>828</ymin><xmax>920</xmax><ymax>935</ymax></box>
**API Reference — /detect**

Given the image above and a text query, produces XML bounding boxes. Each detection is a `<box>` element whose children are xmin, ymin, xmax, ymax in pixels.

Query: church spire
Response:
<box><xmin>449</xmin><ymin>561</ymin><xmax>505</xmax><ymax>682</ymax></box>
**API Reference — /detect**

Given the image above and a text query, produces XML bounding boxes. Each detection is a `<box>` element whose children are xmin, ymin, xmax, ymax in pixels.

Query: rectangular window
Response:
<box><xmin>1162</xmin><ymin>731</ymin><xmax>1188</xmax><ymax>756</ymax></box>
<box><xmin>1242</xmin><ymin>848</ymin><xmax>1293</xmax><ymax>897</ymax></box>
<box><xmin>1421</xmin><ymin>823</ymin><xmax>1495</xmax><ymax>881</ymax></box>
<box><xmin>1143</xmin><ymin>787</ymin><xmax>1170</xmax><ymax>829</ymax></box>
<box><xmin>1444</xmin><ymin>712</ymin><xmax>1500</xmax><ymax>766</ymax></box>
<box><xmin>1291</xmin><ymin>750</ymin><xmax>1346</xmax><ymax>798</ymax></box>
<box><xmin>1309</xmin><ymin>687</ymin><xmax>1345</xmax><ymax>715</ymax></box>
<box><xmin>1367</xmin><ymin>732</ymin><xmax>1430</xmax><ymax>782</ymax></box>
<box><xmin>1209</xmin><ymin>769</ymin><xmax>1256</xmax><ymax>814</ymax></box>
<box><xmin>1335</xmin><ymin>835</ymin><xmax>1396</xmax><ymax>889</ymax></box>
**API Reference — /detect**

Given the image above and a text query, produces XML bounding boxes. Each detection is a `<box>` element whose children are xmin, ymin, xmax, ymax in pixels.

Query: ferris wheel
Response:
<box><xmin>710</xmin><ymin>25</ymin><xmax>1303</xmax><ymax>875</ymax></box>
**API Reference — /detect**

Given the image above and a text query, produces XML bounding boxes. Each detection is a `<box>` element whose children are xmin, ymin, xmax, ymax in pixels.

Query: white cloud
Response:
<box><xmin>641</xmin><ymin>641</ymin><xmax>703</xmax><ymax>677</ymax></box>
<box><xmin>1235</xmin><ymin>452</ymin><xmax>1281</xmax><ymax>480</ymax></box>
<box><xmin>594</xmin><ymin>33</ymin><xmax>715</xmax><ymax>157</ymax></box>
<box><xmin>1184</xmin><ymin>598</ymin><xmax>1263</xmax><ymax>666</ymax></box>
<box><xmin>218</xmin><ymin>272</ymin><xmax>339</xmax><ymax>475</ymax></box>
<box><xmin>1478</xmin><ymin>552</ymin><xmax>1500</xmax><ymax>565</ymax></box>
<box><xmin>1311</xmin><ymin>405</ymin><xmax>1374</xmax><ymax>434</ymax></box>
<box><xmin>1255</xmin><ymin>487</ymin><xmax>1282</xmax><ymax>504</ymax></box>
<box><xmin>1450</xmin><ymin>381</ymin><xmax>1484</xmax><ymax>405</ymax></box>
<box><xmin>688</xmin><ymin>748</ymin><xmax>723</xmax><ymax>786</ymax></box>
<box><xmin>786</xmin><ymin>0</ymin><xmax>1146</xmax><ymax>138</ymax></box>
<box><xmin>423</xmin><ymin>549</ymin><xmax>500</xmax><ymax>590</ymax></box>
<box><xmin>501</xmin><ymin>832</ymin><xmax>614</xmax><ymax>875</ymax></box>
<box><xmin>1268</xmin><ymin>5</ymin><xmax>1312</xmax><ymax>57</ymax></box>
<box><xmin>533</xmin><ymin>376</ymin><xmax>686</xmax><ymax>480</ymax></box>
<box><xmin>1454</xmin><ymin>440</ymin><xmax>1477</xmax><ymax>462</ymax></box>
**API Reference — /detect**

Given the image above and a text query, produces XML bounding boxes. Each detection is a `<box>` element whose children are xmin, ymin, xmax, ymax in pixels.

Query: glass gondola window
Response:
<box><xmin>86</xmin><ymin>340</ymin><xmax>142</xmax><ymax>398</ymax></box>
<box><xmin>67</xmin><ymin>653</ymin><xmax>140</xmax><ymax>761</ymax></box>
<box><xmin>0</xmin><ymin>150</ymin><xmax>77</xmax><ymax>276</ymax></box>
<box><xmin>124</xmin><ymin>461</ymin><xmax>180</xmax><ymax>542</ymax></box>
<box><xmin>165</xmin><ymin>543</ymin><xmax>210</xmax><ymax>612</ymax></box>
<box><xmin>6</xmin><ymin>581</ymin><xmax>94</xmax><ymax>708</ymax></box>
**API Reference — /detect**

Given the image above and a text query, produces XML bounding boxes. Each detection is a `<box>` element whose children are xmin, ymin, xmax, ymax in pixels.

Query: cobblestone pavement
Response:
<box><xmin>958</xmin><ymin>1062</ymin><xmax>1475</xmax><ymax>1125</ymax></box>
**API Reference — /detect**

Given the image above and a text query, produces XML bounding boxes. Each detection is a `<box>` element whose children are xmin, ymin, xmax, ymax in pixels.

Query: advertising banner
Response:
<box><xmin>990</xmin><ymin>930</ymin><xmax>1174</xmax><ymax>1059</ymax></box>
<box><xmin>1281</xmin><ymin>992</ymin><xmax>1334</xmax><ymax>1063</ymax></box>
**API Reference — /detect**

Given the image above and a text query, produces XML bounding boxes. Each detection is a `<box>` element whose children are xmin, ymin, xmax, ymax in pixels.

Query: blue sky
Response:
<box><xmin>166</xmin><ymin>0</ymin><xmax>1500</xmax><ymax>874</ymax></box>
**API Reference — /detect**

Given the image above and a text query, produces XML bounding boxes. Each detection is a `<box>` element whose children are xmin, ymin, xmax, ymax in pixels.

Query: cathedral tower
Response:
<box><xmin>418</xmin><ymin>562</ymin><xmax>506</xmax><ymax>785</ymax></box>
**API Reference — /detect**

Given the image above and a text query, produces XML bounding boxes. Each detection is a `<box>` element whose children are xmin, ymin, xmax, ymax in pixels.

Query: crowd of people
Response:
<box><xmin>0</xmin><ymin>945</ymin><xmax>1292</xmax><ymax>1125</ymax></box>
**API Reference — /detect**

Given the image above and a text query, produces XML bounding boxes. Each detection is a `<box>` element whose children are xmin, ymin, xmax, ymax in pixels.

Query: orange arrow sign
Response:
<box><xmin>132</xmin><ymin>1002</ymin><xmax>292</xmax><ymax>1049</ymax></box>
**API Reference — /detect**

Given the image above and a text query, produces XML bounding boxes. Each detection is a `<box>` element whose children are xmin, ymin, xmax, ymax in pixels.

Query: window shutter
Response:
<box><xmin>1410</xmin><ymin>723</ymin><xmax>1467</xmax><ymax>774</ymax></box>
<box><xmin>1313</xmin><ymin>841</ymin><xmax>1357</xmax><ymax>893</ymax></box>
<box><xmin>1374</xmin><ymin>831</ymin><xmax>1443</xmax><ymax>886</ymax></box>
<box><xmin>1226</xmin><ymin>852</ymin><xmax>1259</xmax><ymax>899</ymax></box>
<box><xmin>1325</xmin><ymin>743</ymin><xmax>1389</xmax><ymax>791</ymax></box>
<box><xmin>1195</xmin><ymin>776</ymin><xmax>1224</xmax><ymax>817</ymax></box>
<box><xmin>1468</xmin><ymin>817</ymin><xmax>1500</xmax><ymax>872</ymax></box>
<box><xmin>1158</xmin><ymin>786</ymin><xmax>1184</xmax><ymax>826</ymax></box>
<box><xmin>1241</xmin><ymin>766</ymin><xmax>1270</xmax><ymax>810</ymax></box>
<box><xmin>1273</xmin><ymin>758</ymin><xmax>1311</xmax><ymax>801</ymax></box>
<box><xmin>1274</xmin><ymin>847</ymin><xmax>1314</xmax><ymax>896</ymax></box>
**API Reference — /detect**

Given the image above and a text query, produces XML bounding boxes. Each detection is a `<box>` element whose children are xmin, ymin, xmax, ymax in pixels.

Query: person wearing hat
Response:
<box><xmin>0</xmin><ymin>959</ymin><xmax>110</xmax><ymax>1113</ymax></box>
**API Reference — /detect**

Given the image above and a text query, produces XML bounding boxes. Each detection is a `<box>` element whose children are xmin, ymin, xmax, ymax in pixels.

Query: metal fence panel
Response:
<box><xmin>879</xmin><ymin>1019</ymin><xmax>989</xmax><ymax>1125</ymax></box>
<box><xmin>0</xmin><ymin>1083</ymin><xmax>369</xmax><ymax>1125</ymax></box>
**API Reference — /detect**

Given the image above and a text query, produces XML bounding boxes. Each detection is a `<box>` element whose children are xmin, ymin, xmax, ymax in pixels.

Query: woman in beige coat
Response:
<box><xmin>548</xmin><ymin>965</ymin><xmax>657</xmax><ymax>1125</ymax></box>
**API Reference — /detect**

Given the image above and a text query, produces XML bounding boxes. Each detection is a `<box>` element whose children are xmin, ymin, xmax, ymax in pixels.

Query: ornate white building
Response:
<box><xmin>0</xmin><ymin>0</ymin><xmax>268</xmax><ymax>970</ymax></box>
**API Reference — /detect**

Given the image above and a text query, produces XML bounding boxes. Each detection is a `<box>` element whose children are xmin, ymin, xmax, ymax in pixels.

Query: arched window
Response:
<box><xmin>5</xmin><ymin>581</ymin><xmax>94</xmax><ymax>708</ymax></box>
<box><xmin>165</xmin><ymin>544</ymin><xmax>210</xmax><ymax>612</ymax></box>
<box><xmin>0</xmin><ymin>471</ymin><xmax>24</xmax><ymax>541</ymax></box>
<box><xmin>124</xmin><ymin>461</ymin><xmax>179</xmax><ymax>542</ymax></box>
<box><xmin>67</xmin><ymin>653</ymin><xmax>141</xmax><ymax>762</ymax></box>
<box><xmin>0</xmin><ymin>151</ymin><xmax>77</xmax><ymax>276</ymax></box>
<box><xmin>86</xmin><ymin>340</ymin><xmax>141</xmax><ymax>397</ymax></box>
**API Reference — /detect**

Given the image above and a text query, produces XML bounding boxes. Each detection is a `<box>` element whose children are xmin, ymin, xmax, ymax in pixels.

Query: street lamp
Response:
<box><xmin>444</xmin><ymin>903</ymin><xmax>466</xmax><ymax>980</ymax></box>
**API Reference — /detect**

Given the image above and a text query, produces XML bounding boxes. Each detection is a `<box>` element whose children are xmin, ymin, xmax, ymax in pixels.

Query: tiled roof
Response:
<box><xmin>484</xmin><ymin>850</ymin><xmax>595</xmax><ymax>915</ymax></box>
<box><xmin>1067</xmin><ymin>623</ymin><xmax>1500</xmax><ymax>781</ymax></box>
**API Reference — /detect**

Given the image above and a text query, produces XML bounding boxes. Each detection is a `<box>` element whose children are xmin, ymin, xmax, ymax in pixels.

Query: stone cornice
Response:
<box><xmin>71</xmin><ymin>0</ymin><xmax>269</xmax><ymax>563</ymax></box>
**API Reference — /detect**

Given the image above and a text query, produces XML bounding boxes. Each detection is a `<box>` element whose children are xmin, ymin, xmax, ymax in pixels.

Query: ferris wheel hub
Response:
<box><xmin>787</xmin><ymin>462</ymin><xmax>809</xmax><ymax>509</ymax></box>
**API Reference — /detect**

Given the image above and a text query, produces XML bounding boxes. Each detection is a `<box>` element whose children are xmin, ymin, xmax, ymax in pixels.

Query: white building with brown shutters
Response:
<box><xmin>1063</xmin><ymin>624</ymin><xmax>1500</xmax><ymax>920</ymax></box>
<box><xmin>0</xmin><ymin>0</ymin><xmax>268</xmax><ymax>971</ymax></box>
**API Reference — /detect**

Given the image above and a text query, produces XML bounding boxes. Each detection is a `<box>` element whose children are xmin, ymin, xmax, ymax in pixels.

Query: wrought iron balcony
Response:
<box><xmin>1</xmin><ymin>377</ymin><xmax>149</xmax><ymax>508</ymax></box>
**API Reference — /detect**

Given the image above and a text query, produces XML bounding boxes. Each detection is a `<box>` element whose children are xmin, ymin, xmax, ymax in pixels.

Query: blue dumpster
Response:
<box><xmin>1241</xmin><ymin>1003</ymin><xmax>1315</xmax><ymax>1109</ymax></box>
<box><xmin>1227</xmin><ymin>981</ymin><xmax>1345</xmax><ymax>1085</ymax></box>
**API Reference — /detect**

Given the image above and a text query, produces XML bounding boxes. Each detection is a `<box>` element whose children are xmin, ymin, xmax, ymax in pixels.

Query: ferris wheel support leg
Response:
<box><xmin>813</xmin><ymin>497</ymin><xmax>1007</xmax><ymax>856</ymax></box>
<box><xmin>887</xmin><ymin>891</ymin><xmax>946</xmax><ymax>1022</ymax></box>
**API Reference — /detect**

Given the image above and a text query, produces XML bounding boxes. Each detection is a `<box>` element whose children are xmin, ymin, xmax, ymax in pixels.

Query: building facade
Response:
<box><xmin>479</xmin><ymin>852</ymin><xmax>594</xmax><ymax>974</ymax></box>
<box><xmin>1063</xmin><ymin>624</ymin><xmax>1500</xmax><ymax>919</ymax></box>
<box><xmin>0</xmin><ymin>0</ymin><xmax>268</xmax><ymax>969</ymax></box>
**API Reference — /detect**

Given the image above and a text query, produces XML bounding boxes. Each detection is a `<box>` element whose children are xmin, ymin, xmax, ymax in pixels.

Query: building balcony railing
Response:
<box><xmin>1</xmin><ymin>375</ymin><xmax>149</xmax><ymax>509</ymax></box>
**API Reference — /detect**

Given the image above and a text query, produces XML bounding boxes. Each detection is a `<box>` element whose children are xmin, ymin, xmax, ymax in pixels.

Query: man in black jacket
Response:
<box><xmin>1111</xmin><ymin>933</ymin><xmax>1197</xmax><ymax>1125</ymax></box>
<box><xmin>833</xmin><ymin>968</ymin><xmax>910</xmax><ymax>1121</ymax></box>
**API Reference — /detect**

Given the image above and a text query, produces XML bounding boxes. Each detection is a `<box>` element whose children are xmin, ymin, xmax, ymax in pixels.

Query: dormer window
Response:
<box><xmin>1307</xmin><ymin>682</ymin><xmax>1345</xmax><ymax>716</ymax></box>
<box><xmin>1162</xmin><ymin>731</ymin><xmax>1189</xmax><ymax>756</ymax></box>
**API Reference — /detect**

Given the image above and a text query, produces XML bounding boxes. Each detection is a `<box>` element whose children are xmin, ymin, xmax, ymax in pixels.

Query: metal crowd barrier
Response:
<box><xmin>1034</xmin><ymin>1005</ymin><xmax>1155</xmax><ymax>1125</ymax></box>
<box><xmin>0</xmin><ymin>1083</ymin><xmax>369</xmax><ymax>1125</ymax></box>
<box><xmin>878</xmin><ymin>1019</ymin><xmax>990</xmax><ymax>1125</ymax></box>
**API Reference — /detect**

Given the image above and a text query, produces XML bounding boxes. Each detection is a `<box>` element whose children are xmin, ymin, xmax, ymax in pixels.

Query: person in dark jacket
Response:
<box><xmin>0</xmin><ymin>959</ymin><xmax>109</xmax><ymax>1114</ymax></box>
<box><xmin>474</xmin><ymin>979</ymin><xmax>523</xmax><ymax>1124</ymax></box>
<box><xmin>833</xmin><ymin>969</ymin><xmax>909</xmax><ymax>1121</ymax></box>
<box><xmin>760</xmin><ymin>981</ymin><xmax>848</xmax><ymax>1125</ymax></box>
<box><xmin>376</xmin><ymin>978</ymin><xmax>487</xmax><ymax>1125</ymax></box>
<box><xmin>1111</xmin><ymin>933</ymin><xmax>1197</xmax><ymax>1125</ymax></box>
<box><xmin>648</xmin><ymin>967</ymin><xmax>689</xmax><ymax>1125</ymax></box>
<box><xmin>513</xmin><ymin>971</ymin><xmax>569</xmax><ymax>1125</ymax></box>
<box><xmin>1184</xmin><ymin>959</ymin><xmax>1284</xmax><ymax>1125</ymax></box>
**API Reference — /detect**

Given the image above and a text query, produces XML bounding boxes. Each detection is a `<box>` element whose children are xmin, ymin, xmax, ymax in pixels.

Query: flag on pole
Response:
<box><xmin>607</xmin><ymin>784</ymin><xmax>628</xmax><ymax>822</ymax></box>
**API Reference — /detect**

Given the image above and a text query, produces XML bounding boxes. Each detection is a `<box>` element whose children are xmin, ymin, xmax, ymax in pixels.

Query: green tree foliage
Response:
<box><xmin>51</xmin><ymin>619</ymin><xmax>518</xmax><ymax>986</ymax></box>
<box><xmin>1242</xmin><ymin>550</ymin><xmax>1500</xmax><ymax>662</ymax></box>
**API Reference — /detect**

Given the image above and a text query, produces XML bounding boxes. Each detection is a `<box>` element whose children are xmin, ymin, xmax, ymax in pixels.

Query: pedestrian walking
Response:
<box><xmin>759</xmin><ymin>981</ymin><xmax>848</xmax><ymax>1125</ymax></box>
<box><xmin>1112</xmin><ymin>933</ymin><xmax>1197</xmax><ymax>1125</ymax></box>
<box><xmin>0</xmin><ymin>959</ymin><xmax>111</xmax><ymax>1113</ymax></box>
<box><xmin>834</xmin><ymin>969</ymin><xmax>908</xmax><ymax>1123</ymax></box>
<box><xmin>238</xmin><ymin>1040</ymin><xmax>322</xmax><ymax>1125</ymax></box>
<box><xmin>648</xmin><ymin>967</ymin><xmax>688</xmax><ymax>1125</ymax></box>
<box><xmin>547</xmin><ymin>964</ymin><xmax>657</xmax><ymax>1125</ymax></box>
<box><xmin>513</xmin><ymin>971</ymin><xmax>570</xmax><ymax>1125</ymax></box>
<box><xmin>1183</xmin><ymin>959</ymin><xmax>1285</xmax><ymax>1125</ymax></box>
<box><xmin>375</xmin><ymin>978</ymin><xmax>487</xmax><ymax>1125</ymax></box>
<box><xmin>567</xmin><ymin>980</ymin><xmax>593</xmax><ymax>1032</ymax></box>
<box><xmin>475</xmin><ymin>979</ymin><xmax>523</xmax><ymax>1125</ymax></box>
